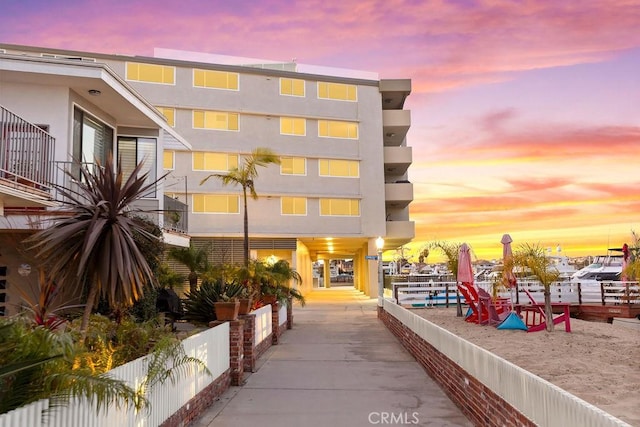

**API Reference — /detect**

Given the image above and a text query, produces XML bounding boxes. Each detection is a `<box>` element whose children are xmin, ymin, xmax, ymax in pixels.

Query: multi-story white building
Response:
<box><xmin>0</xmin><ymin>43</ymin><xmax>413</xmax><ymax>304</ymax></box>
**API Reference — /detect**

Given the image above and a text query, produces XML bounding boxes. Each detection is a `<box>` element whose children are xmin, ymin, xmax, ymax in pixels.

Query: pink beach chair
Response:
<box><xmin>477</xmin><ymin>288</ymin><xmax>509</xmax><ymax>326</ymax></box>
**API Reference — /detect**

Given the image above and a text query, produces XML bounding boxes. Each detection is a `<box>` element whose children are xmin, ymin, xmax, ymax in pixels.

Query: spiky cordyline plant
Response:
<box><xmin>15</xmin><ymin>268</ymin><xmax>84</xmax><ymax>330</ymax></box>
<box><xmin>27</xmin><ymin>155</ymin><xmax>161</xmax><ymax>337</ymax></box>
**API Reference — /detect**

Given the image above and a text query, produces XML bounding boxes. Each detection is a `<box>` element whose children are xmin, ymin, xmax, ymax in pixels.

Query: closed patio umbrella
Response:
<box><xmin>497</xmin><ymin>234</ymin><xmax>528</xmax><ymax>330</ymax></box>
<box><xmin>456</xmin><ymin>243</ymin><xmax>475</xmax><ymax>318</ymax></box>
<box><xmin>501</xmin><ymin>234</ymin><xmax>517</xmax><ymax>290</ymax></box>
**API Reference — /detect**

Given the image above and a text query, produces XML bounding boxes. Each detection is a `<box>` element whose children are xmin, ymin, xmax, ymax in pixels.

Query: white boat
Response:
<box><xmin>547</xmin><ymin>255</ymin><xmax>577</xmax><ymax>280</ymax></box>
<box><xmin>570</xmin><ymin>251</ymin><xmax>623</xmax><ymax>283</ymax></box>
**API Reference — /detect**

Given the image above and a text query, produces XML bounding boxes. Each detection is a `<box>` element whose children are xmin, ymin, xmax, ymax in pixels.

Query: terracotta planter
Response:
<box><xmin>238</xmin><ymin>298</ymin><xmax>253</xmax><ymax>315</ymax></box>
<box><xmin>214</xmin><ymin>301</ymin><xmax>240</xmax><ymax>321</ymax></box>
<box><xmin>262</xmin><ymin>294</ymin><xmax>278</xmax><ymax>305</ymax></box>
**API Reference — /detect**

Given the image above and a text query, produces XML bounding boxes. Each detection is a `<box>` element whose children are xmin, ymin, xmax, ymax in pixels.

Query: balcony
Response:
<box><xmin>382</xmin><ymin>110</ymin><xmax>411</xmax><ymax>147</ymax></box>
<box><xmin>380</xmin><ymin>79</ymin><xmax>411</xmax><ymax>110</ymax></box>
<box><xmin>384</xmin><ymin>146</ymin><xmax>412</xmax><ymax>175</ymax></box>
<box><xmin>0</xmin><ymin>106</ymin><xmax>56</xmax><ymax>212</ymax></box>
<box><xmin>164</xmin><ymin>195</ymin><xmax>189</xmax><ymax>234</ymax></box>
<box><xmin>385</xmin><ymin>220</ymin><xmax>415</xmax><ymax>248</ymax></box>
<box><xmin>384</xmin><ymin>181</ymin><xmax>413</xmax><ymax>209</ymax></box>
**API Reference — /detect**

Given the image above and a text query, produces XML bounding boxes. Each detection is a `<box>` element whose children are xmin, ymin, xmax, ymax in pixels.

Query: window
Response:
<box><xmin>117</xmin><ymin>137</ymin><xmax>157</xmax><ymax>197</ymax></box>
<box><xmin>193</xmin><ymin>152</ymin><xmax>238</xmax><ymax>171</ymax></box>
<box><xmin>280</xmin><ymin>78</ymin><xmax>305</xmax><ymax>96</ymax></box>
<box><xmin>193</xmin><ymin>194</ymin><xmax>239</xmax><ymax>213</ymax></box>
<box><xmin>193</xmin><ymin>110</ymin><xmax>239</xmax><ymax>131</ymax></box>
<box><xmin>318</xmin><ymin>82</ymin><xmax>357</xmax><ymax>101</ymax></box>
<box><xmin>126</xmin><ymin>62</ymin><xmax>175</xmax><ymax>84</ymax></box>
<box><xmin>319</xmin><ymin>159</ymin><xmax>359</xmax><ymax>177</ymax></box>
<box><xmin>163</xmin><ymin>151</ymin><xmax>175</xmax><ymax>170</ymax></box>
<box><xmin>193</xmin><ymin>69</ymin><xmax>239</xmax><ymax>90</ymax></box>
<box><xmin>281</xmin><ymin>197</ymin><xmax>307</xmax><ymax>215</ymax></box>
<box><xmin>156</xmin><ymin>107</ymin><xmax>175</xmax><ymax>127</ymax></box>
<box><xmin>280</xmin><ymin>157</ymin><xmax>306</xmax><ymax>175</ymax></box>
<box><xmin>280</xmin><ymin>117</ymin><xmax>306</xmax><ymax>135</ymax></box>
<box><xmin>318</xmin><ymin>120</ymin><xmax>358</xmax><ymax>139</ymax></box>
<box><xmin>73</xmin><ymin>107</ymin><xmax>114</xmax><ymax>167</ymax></box>
<box><xmin>320</xmin><ymin>198</ymin><xmax>360</xmax><ymax>216</ymax></box>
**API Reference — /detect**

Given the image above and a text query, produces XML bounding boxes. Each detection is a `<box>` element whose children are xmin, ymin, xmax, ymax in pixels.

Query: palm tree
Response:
<box><xmin>513</xmin><ymin>243</ymin><xmax>561</xmax><ymax>332</ymax></box>
<box><xmin>429</xmin><ymin>241</ymin><xmax>463</xmax><ymax>316</ymax></box>
<box><xmin>263</xmin><ymin>259</ymin><xmax>306</xmax><ymax>306</ymax></box>
<box><xmin>168</xmin><ymin>244</ymin><xmax>208</xmax><ymax>293</ymax></box>
<box><xmin>200</xmin><ymin>147</ymin><xmax>280</xmax><ymax>266</ymax></box>
<box><xmin>26</xmin><ymin>156</ymin><xmax>160</xmax><ymax>337</ymax></box>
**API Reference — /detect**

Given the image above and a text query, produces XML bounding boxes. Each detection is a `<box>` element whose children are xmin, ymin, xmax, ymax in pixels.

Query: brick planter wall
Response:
<box><xmin>255</xmin><ymin>331</ymin><xmax>273</xmax><ymax>360</ymax></box>
<box><xmin>286</xmin><ymin>297</ymin><xmax>293</xmax><ymax>329</ymax></box>
<box><xmin>242</xmin><ymin>313</ymin><xmax>257</xmax><ymax>372</ymax></box>
<box><xmin>271</xmin><ymin>302</ymin><xmax>281</xmax><ymax>345</ymax></box>
<box><xmin>209</xmin><ymin>319</ymin><xmax>245</xmax><ymax>386</ymax></box>
<box><xmin>228</xmin><ymin>318</ymin><xmax>245</xmax><ymax>386</ymax></box>
<box><xmin>378</xmin><ymin>308</ymin><xmax>535</xmax><ymax>427</ymax></box>
<box><xmin>160</xmin><ymin>369</ymin><xmax>231</xmax><ymax>427</ymax></box>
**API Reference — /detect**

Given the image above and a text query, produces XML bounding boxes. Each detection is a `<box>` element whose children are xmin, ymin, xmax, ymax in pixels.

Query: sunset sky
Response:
<box><xmin>2</xmin><ymin>0</ymin><xmax>639</xmax><ymax>261</ymax></box>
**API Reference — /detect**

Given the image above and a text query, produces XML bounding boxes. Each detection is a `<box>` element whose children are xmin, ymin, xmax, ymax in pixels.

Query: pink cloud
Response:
<box><xmin>3</xmin><ymin>0</ymin><xmax>640</xmax><ymax>94</ymax></box>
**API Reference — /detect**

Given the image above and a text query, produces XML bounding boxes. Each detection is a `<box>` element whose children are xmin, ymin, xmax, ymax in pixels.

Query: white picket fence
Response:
<box><xmin>0</xmin><ymin>322</ymin><xmax>230</xmax><ymax>427</ymax></box>
<box><xmin>278</xmin><ymin>303</ymin><xmax>287</xmax><ymax>328</ymax></box>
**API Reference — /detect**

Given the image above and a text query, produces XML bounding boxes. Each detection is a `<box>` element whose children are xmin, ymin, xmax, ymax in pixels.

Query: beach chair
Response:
<box><xmin>477</xmin><ymin>288</ymin><xmax>509</xmax><ymax>326</ymax></box>
<box><xmin>457</xmin><ymin>283</ymin><xmax>486</xmax><ymax>324</ymax></box>
<box><xmin>520</xmin><ymin>288</ymin><xmax>571</xmax><ymax>333</ymax></box>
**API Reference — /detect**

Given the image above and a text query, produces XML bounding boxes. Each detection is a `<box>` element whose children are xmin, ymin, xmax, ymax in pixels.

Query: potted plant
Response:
<box><xmin>261</xmin><ymin>260</ymin><xmax>306</xmax><ymax>307</ymax></box>
<box><xmin>213</xmin><ymin>292</ymin><xmax>240</xmax><ymax>321</ymax></box>
<box><xmin>259</xmin><ymin>282</ymin><xmax>280</xmax><ymax>305</ymax></box>
<box><xmin>237</xmin><ymin>286</ymin><xmax>254</xmax><ymax>315</ymax></box>
<box><xmin>183</xmin><ymin>279</ymin><xmax>245</xmax><ymax>323</ymax></box>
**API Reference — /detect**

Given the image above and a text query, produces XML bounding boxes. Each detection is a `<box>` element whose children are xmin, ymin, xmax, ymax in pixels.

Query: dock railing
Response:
<box><xmin>392</xmin><ymin>278</ymin><xmax>640</xmax><ymax>308</ymax></box>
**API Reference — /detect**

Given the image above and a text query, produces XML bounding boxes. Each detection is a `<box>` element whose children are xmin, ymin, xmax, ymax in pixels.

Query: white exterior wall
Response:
<box><xmin>1</xmin><ymin>83</ymin><xmax>71</xmax><ymax>163</ymax></box>
<box><xmin>101</xmin><ymin>58</ymin><xmax>387</xmax><ymax>240</ymax></box>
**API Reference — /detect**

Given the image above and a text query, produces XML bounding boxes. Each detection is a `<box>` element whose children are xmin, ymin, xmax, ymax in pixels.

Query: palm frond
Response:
<box><xmin>429</xmin><ymin>241</ymin><xmax>464</xmax><ymax>277</ymax></box>
<box><xmin>137</xmin><ymin>337</ymin><xmax>210</xmax><ymax>408</ymax></box>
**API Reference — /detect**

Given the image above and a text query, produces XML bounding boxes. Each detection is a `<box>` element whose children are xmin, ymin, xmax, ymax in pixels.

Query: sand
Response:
<box><xmin>411</xmin><ymin>307</ymin><xmax>640</xmax><ymax>426</ymax></box>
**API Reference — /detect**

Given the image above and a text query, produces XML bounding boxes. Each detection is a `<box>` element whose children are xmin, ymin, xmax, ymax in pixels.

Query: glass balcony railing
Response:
<box><xmin>163</xmin><ymin>195</ymin><xmax>188</xmax><ymax>234</ymax></box>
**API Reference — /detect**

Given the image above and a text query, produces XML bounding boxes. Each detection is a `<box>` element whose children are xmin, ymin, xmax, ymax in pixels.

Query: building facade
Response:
<box><xmin>0</xmin><ymin>46</ymin><xmax>190</xmax><ymax>316</ymax></box>
<box><xmin>0</xmin><ymin>43</ymin><xmax>413</xmax><ymax>302</ymax></box>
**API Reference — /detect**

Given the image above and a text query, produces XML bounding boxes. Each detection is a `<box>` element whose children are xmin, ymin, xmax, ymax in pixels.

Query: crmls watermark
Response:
<box><xmin>368</xmin><ymin>412</ymin><xmax>419</xmax><ymax>425</ymax></box>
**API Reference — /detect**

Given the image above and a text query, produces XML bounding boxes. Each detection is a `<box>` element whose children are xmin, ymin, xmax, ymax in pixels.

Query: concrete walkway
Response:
<box><xmin>191</xmin><ymin>287</ymin><xmax>471</xmax><ymax>427</ymax></box>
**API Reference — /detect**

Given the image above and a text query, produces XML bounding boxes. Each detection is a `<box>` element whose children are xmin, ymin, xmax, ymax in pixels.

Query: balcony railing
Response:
<box><xmin>0</xmin><ymin>106</ymin><xmax>55</xmax><ymax>192</ymax></box>
<box><xmin>164</xmin><ymin>195</ymin><xmax>189</xmax><ymax>234</ymax></box>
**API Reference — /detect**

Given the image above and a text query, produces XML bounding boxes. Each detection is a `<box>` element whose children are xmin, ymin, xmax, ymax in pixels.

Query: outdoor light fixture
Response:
<box><xmin>18</xmin><ymin>263</ymin><xmax>31</xmax><ymax>277</ymax></box>
<box><xmin>88</xmin><ymin>89</ymin><xmax>101</xmax><ymax>96</ymax></box>
<box><xmin>376</xmin><ymin>237</ymin><xmax>384</xmax><ymax>306</ymax></box>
